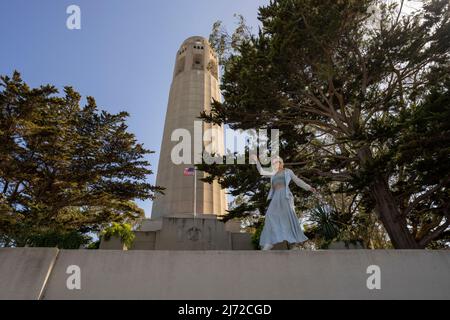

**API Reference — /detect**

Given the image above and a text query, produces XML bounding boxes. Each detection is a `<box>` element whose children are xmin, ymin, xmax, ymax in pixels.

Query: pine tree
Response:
<box><xmin>0</xmin><ymin>72</ymin><xmax>163</xmax><ymax>247</ymax></box>
<box><xmin>201</xmin><ymin>0</ymin><xmax>450</xmax><ymax>248</ymax></box>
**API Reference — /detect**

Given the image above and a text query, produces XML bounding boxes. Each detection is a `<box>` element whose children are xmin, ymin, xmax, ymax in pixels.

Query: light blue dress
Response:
<box><xmin>259</xmin><ymin>168</ymin><xmax>310</xmax><ymax>248</ymax></box>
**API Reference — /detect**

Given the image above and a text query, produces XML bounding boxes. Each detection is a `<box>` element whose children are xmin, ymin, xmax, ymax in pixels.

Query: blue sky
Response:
<box><xmin>0</xmin><ymin>0</ymin><xmax>266</xmax><ymax>217</ymax></box>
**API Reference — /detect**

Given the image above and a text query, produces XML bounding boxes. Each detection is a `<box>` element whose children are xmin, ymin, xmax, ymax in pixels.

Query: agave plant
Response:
<box><xmin>309</xmin><ymin>203</ymin><xmax>341</xmax><ymax>241</ymax></box>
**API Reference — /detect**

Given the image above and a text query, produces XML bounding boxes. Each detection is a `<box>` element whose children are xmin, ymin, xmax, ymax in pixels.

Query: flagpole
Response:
<box><xmin>193</xmin><ymin>167</ymin><xmax>197</xmax><ymax>219</ymax></box>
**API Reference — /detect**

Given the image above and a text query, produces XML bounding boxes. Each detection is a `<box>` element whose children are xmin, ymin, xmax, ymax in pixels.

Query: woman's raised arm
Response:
<box><xmin>288</xmin><ymin>169</ymin><xmax>313</xmax><ymax>191</ymax></box>
<box><xmin>250</xmin><ymin>154</ymin><xmax>274</xmax><ymax>177</ymax></box>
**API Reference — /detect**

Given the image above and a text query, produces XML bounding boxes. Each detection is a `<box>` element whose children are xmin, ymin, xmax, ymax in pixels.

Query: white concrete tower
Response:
<box><xmin>151</xmin><ymin>36</ymin><xmax>228</xmax><ymax>219</ymax></box>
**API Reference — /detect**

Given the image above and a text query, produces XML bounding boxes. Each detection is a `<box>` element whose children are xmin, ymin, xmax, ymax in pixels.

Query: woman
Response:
<box><xmin>251</xmin><ymin>154</ymin><xmax>319</xmax><ymax>250</ymax></box>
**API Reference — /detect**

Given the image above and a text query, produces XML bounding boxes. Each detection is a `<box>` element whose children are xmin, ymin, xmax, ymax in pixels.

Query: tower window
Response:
<box><xmin>192</xmin><ymin>54</ymin><xmax>204</xmax><ymax>70</ymax></box>
<box><xmin>179</xmin><ymin>47</ymin><xmax>187</xmax><ymax>55</ymax></box>
<box><xmin>176</xmin><ymin>56</ymin><xmax>185</xmax><ymax>75</ymax></box>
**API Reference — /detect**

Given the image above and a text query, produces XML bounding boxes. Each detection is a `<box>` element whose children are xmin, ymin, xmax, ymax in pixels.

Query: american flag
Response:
<box><xmin>183</xmin><ymin>167</ymin><xmax>195</xmax><ymax>176</ymax></box>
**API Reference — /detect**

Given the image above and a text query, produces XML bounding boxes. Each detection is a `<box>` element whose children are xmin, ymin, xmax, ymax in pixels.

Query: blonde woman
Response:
<box><xmin>250</xmin><ymin>154</ymin><xmax>319</xmax><ymax>250</ymax></box>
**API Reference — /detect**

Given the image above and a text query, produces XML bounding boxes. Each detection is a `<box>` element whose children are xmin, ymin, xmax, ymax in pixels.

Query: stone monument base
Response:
<box><xmin>100</xmin><ymin>215</ymin><xmax>259</xmax><ymax>250</ymax></box>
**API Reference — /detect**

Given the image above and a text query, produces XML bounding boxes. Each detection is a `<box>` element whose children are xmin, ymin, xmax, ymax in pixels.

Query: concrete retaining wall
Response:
<box><xmin>0</xmin><ymin>248</ymin><xmax>58</xmax><ymax>300</ymax></box>
<box><xmin>1</xmin><ymin>248</ymin><xmax>449</xmax><ymax>299</ymax></box>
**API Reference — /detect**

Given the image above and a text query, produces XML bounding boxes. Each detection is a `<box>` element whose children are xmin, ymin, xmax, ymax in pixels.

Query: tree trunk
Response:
<box><xmin>357</xmin><ymin>146</ymin><xmax>420</xmax><ymax>249</ymax></box>
<box><xmin>371</xmin><ymin>176</ymin><xmax>420</xmax><ymax>248</ymax></box>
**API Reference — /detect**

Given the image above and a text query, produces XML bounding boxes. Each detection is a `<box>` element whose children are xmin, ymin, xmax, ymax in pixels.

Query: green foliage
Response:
<box><xmin>0</xmin><ymin>72</ymin><xmax>163</xmax><ymax>247</ymax></box>
<box><xmin>86</xmin><ymin>239</ymin><xmax>100</xmax><ymax>250</ymax></box>
<box><xmin>26</xmin><ymin>230</ymin><xmax>92</xmax><ymax>249</ymax></box>
<box><xmin>307</xmin><ymin>205</ymin><xmax>391</xmax><ymax>249</ymax></box>
<box><xmin>250</xmin><ymin>220</ymin><xmax>264</xmax><ymax>250</ymax></box>
<box><xmin>100</xmin><ymin>222</ymin><xmax>135</xmax><ymax>248</ymax></box>
<box><xmin>204</xmin><ymin>0</ymin><xmax>450</xmax><ymax>248</ymax></box>
<box><xmin>309</xmin><ymin>205</ymin><xmax>341</xmax><ymax>241</ymax></box>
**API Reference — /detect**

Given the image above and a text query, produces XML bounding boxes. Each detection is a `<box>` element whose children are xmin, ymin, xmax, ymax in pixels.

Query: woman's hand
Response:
<box><xmin>310</xmin><ymin>188</ymin><xmax>324</xmax><ymax>201</ymax></box>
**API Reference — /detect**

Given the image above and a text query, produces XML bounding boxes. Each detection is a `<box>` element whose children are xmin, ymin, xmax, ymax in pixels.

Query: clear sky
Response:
<box><xmin>0</xmin><ymin>0</ymin><xmax>266</xmax><ymax>217</ymax></box>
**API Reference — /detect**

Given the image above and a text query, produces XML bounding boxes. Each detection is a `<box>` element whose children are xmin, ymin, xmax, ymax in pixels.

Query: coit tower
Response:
<box><xmin>151</xmin><ymin>36</ymin><xmax>228</xmax><ymax>219</ymax></box>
